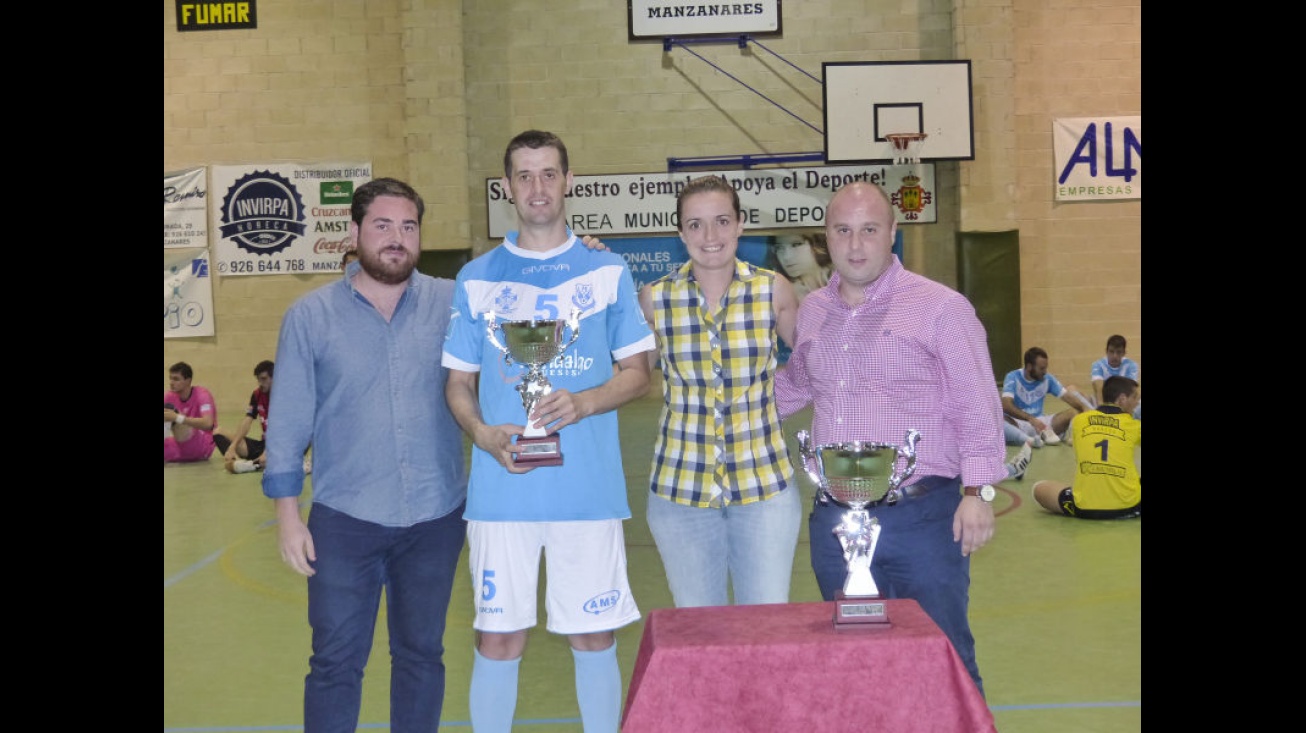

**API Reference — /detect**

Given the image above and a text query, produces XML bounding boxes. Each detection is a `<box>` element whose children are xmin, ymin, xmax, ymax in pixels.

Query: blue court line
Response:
<box><xmin>165</xmin><ymin>704</ymin><xmax>1142</xmax><ymax>731</ymax></box>
<box><xmin>163</xmin><ymin>547</ymin><xmax>228</xmax><ymax>589</ymax></box>
<box><xmin>164</xmin><ymin>500</ymin><xmax>306</xmax><ymax>590</ymax></box>
<box><xmin>990</xmin><ymin>700</ymin><xmax>1141</xmax><ymax>711</ymax></box>
<box><xmin>163</xmin><ymin>516</ymin><xmax>278</xmax><ymax>590</ymax></box>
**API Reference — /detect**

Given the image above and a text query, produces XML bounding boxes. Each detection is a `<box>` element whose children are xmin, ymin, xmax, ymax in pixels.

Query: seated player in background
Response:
<box><xmin>1032</xmin><ymin>376</ymin><xmax>1141</xmax><ymax>519</ymax></box>
<box><xmin>164</xmin><ymin>361</ymin><xmax>217</xmax><ymax>463</ymax></box>
<box><xmin>213</xmin><ymin>360</ymin><xmax>274</xmax><ymax>474</ymax></box>
<box><xmin>1001</xmin><ymin>346</ymin><xmax>1092</xmax><ymax>447</ymax></box>
<box><xmin>1089</xmin><ymin>334</ymin><xmax>1141</xmax><ymax>420</ymax></box>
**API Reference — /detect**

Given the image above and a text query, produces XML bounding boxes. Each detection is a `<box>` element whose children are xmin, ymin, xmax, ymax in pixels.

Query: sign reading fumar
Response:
<box><xmin>175</xmin><ymin>1</ymin><xmax>257</xmax><ymax>32</ymax></box>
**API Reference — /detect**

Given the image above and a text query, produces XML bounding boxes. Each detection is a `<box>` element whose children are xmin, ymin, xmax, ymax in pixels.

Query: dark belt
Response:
<box><xmin>816</xmin><ymin>476</ymin><xmax>955</xmax><ymax>509</ymax></box>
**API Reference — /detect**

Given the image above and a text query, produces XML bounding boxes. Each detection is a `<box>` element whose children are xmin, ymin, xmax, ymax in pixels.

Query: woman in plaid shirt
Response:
<box><xmin>637</xmin><ymin>175</ymin><xmax>802</xmax><ymax>608</ymax></box>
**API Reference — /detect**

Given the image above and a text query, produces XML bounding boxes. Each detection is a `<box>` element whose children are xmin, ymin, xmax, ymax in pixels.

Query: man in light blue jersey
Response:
<box><xmin>1001</xmin><ymin>346</ymin><xmax>1092</xmax><ymax>447</ymax></box>
<box><xmin>1090</xmin><ymin>334</ymin><xmax>1142</xmax><ymax>419</ymax></box>
<box><xmin>442</xmin><ymin>130</ymin><xmax>655</xmax><ymax>733</ymax></box>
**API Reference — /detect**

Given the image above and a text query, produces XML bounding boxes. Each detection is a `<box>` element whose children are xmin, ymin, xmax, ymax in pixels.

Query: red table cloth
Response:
<box><xmin>621</xmin><ymin>599</ymin><xmax>996</xmax><ymax>733</ymax></box>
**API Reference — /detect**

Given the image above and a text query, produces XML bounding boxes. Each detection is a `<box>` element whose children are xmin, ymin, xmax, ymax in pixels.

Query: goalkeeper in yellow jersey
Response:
<box><xmin>1032</xmin><ymin>376</ymin><xmax>1141</xmax><ymax>519</ymax></box>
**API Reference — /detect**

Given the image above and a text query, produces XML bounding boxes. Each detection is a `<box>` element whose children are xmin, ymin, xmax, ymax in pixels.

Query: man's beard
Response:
<box><xmin>359</xmin><ymin>247</ymin><xmax>417</xmax><ymax>285</ymax></box>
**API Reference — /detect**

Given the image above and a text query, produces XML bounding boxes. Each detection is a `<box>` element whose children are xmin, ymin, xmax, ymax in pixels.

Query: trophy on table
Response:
<box><xmin>797</xmin><ymin>429</ymin><xmax>920</xmax><ymax>628</ymax></box>
<box><xmin>485</xmin><ymin>309</ymin><xmax>581</xmax><ymax>467</ymax></box>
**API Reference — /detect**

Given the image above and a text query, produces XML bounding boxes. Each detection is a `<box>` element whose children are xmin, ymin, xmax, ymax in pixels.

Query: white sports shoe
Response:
<box><xmin>1006</xmin><ymin>440</ymin><xmax>1033</xmax><ymax>481</ymax></box>
<box><xmin>303</xmin><ymin>457</ymin><xmax>313</xmax><ymax>475</ymax></box>
<box><xmin>232</xmin><ymin>459</ymin><xmax>259</xmax><ymax>474</ymax></box>
<box><xmin>1040</xmin><ymin>428</ymin><xmax>1061</xmax><ymax>446</ymax></box>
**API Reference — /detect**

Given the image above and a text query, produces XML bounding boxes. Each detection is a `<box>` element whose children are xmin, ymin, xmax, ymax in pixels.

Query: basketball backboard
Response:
<box><xmin>823</xmin><ymin>61</ymin><xmax>974</xmax><ymax>164</ymax></box>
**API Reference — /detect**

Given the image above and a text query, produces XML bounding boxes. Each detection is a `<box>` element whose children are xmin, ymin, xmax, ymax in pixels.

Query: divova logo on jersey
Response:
<box><xmin>219</xmin><ymin>170</ymin><xmax>307</xmax><ymax>257</ymax></box>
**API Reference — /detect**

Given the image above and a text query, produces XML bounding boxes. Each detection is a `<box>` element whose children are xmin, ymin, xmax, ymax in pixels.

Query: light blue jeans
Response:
<box><xmin>647</xmin><ymin>486</ymin><xmax>801</xmax><ymax>608</ymax></box>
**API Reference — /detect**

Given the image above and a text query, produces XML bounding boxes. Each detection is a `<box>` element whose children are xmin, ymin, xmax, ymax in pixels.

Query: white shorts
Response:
<box><xmin>467</xmin><ymin>519</ymin><xmax>641</xmax><ymax>635</ymax></box>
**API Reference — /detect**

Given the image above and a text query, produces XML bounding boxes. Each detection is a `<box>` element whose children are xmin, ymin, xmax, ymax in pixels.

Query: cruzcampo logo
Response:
<box><xmin>320</xmin><ymin>180</ymin><xmax>353</xmax><ymax>205</ymax></box>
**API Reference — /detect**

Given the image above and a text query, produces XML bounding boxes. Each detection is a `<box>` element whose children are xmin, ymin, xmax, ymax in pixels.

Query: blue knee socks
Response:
<box><xmin>470</xmin><ymin>646</ymin><xmax>520</xmax><ymax>733</ymax></box>
<box><xmin>573</xmin><ymin>643</ymin><xmax>621</xmax><ymax>732</ymax></box>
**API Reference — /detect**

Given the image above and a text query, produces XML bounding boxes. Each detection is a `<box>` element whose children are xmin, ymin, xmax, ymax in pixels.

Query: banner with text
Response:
<box><xmin>164</xmin><ymin>247</ymin><xmax>215</xmax><ymax>338</ymax></box>
<box><xmin>164</xmin><ymin>167</ymin><xmax>209</xmax><ymax>249</ymax></box>
<box><xmin>164</xmin><ymin>168</ymin><xmax>214</xmax><ymax>339</ymax></box>
<box><xmin>628</xmin><ymin>1</ymin><xmax>781</xmax><ymax>39</ymax></box>
<box><xmin>210</xmin><ymin>162</ymin><xmax>371</xmax><ymax>276</ymax></box>
<box><xmin>486</xmin><ymin>163</ymin><xmax>935</xmax><ymax>238</ymax></box>
<box><xmin>1053</xmin><ymin>116</ymin><xmax>1141</xmax><ymax>201</ymax></box>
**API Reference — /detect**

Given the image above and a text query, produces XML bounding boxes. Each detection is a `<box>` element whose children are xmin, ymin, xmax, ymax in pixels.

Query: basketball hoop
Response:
<box><xmin>885</xmin><ymin>132</ymin><xmax>928</xmax><ymax>165</ymax></box>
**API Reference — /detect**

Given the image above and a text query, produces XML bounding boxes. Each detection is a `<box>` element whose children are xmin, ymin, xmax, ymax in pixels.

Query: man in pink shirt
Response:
<box><xmin>164</xmin><ymin>361</ymin><xmax>217</xmax><ymax>463</ymax></box>
<box><xmin>775</xmin><ymin>182</ymin><xmax>1007</xmax><ymax>696</ymax></box>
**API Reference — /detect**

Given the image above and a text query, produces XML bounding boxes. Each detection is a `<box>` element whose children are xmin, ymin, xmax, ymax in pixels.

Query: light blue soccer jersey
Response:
<box><xmin>1090</xmin><ymin>356</ymin><xmax>1140</xmax><ymax>383</ymax></box>
<box><xmin>442</xmin><ymin>231</ymin><xmax>655</xmax><ymax>522</ymax></box>
<box><xmin>1001</xmin><ymin>368</ymin><xmax>1066</xmax><ymax>416</ymax></box>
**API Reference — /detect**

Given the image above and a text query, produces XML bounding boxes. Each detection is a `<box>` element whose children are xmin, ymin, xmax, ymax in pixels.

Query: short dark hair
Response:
<box><xmin>254</xmin><ymin>360</ymin><xmax>274</xmax><ymax>378</ymax></box>
<box><xmin>351</xmin><ymin>177</ymin><xmax>425</xmax><ymax>226</ymax></box>
<box><xmin>503</xmin><ymin>130</ymin><xmax>569</xmax><ymax>177</ymax></box>
<box><xmin>169</xmin><ymin>361</ymin><xmax>193</xmax><ymax>380</ymax></box>
<box><xmin>676</xmin><ymin>175</ymin><xmax>741</xmax><ymax>227</ymax></box>
<box><xmin>1102</xmin><ymin>375</ymin><xmax>1137</xmax><ymax>404</ymax></box>
<box><xmin>1106</xmin><ymin>334</ymin><xmax>1127</xmax><ymax>350</ymax></box>
<box><xmin>1023</xmin><ymin>347</ymin><xmax>1048</xmax><ymax>367</ymax></box>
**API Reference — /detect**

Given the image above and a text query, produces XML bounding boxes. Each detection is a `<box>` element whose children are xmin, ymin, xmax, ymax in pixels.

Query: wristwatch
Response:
<box><xmin>963</xmin><ymin>485</ymin><xmax>996</xmax><ymax>502</ymax></box>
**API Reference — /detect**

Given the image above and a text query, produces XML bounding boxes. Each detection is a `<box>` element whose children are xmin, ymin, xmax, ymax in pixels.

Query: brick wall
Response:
<box><xmin>164</xmin><ymin>0</ymin><xmax>1140</xmax><ymax>410</ymax></box>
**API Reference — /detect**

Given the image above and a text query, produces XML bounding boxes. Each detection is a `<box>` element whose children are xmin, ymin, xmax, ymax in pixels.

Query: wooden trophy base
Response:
<box><xmin>514</xmin><ymin>434</ymin><xmax>563</xmax><ymax>467</ymax></box>
<box><xmin>833</xmin><ymin>591</ymin><xmax>890</xmax><ymax>629</ymax></box>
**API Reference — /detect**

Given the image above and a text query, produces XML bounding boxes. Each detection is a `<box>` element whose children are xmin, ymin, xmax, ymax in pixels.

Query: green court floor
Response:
<box><xmin>164</xmin><ymin>390</ymin><xmax>1140</xmax><ymax>732</ymax></box>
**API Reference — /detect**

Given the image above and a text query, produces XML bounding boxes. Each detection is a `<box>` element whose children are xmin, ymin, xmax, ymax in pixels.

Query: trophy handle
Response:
<box><xmin>795</xmin><ymin>430</ymin><xmax>826</xmax><ymax>489</ymax></box>
<box><xmin>891</xmin><ymin>429</ymin><xmax>922</xmax><ymax>490</ymax></box>
<box><xmin>559</xmin><ymin>308</ymin><xmax>582</xmax><ymax>353</ymax></box>
<box><xmin>484</xmin><ymin>311</ymin><xmax>515</xmax><ymax>366</ymax></box>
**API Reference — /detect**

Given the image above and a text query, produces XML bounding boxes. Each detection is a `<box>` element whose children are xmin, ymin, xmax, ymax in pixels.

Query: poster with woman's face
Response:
<box><xmin>765</xmin><ymin>232</ymin><xmax>834</xmax><ymax>304</ymax></box>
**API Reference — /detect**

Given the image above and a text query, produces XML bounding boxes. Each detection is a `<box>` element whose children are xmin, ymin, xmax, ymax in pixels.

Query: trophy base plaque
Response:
<box><xmin>514</xmin><ymin>435</ymin><xmax>563</xmax><ymax>467</ymax></box>
<box><xmin>833</xmin><ymin>591</ymin><xmax>890</xmax><ymax>628</ymax></box>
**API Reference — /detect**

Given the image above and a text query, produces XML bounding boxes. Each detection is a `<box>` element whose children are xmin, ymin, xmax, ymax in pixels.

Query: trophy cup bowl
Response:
<box><xmin>486</xmin><ymin>309</ymin><xmax>581</xmax><ymax>466</ymax></box>
<box><xmin>797</xmin><ymin>429</ymin><xmax>921</xmax><ymax>628</ymax></box>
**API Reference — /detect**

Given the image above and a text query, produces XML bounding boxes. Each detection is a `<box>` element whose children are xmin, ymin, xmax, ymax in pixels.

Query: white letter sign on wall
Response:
<box><xmin>487</xmin><ymin>164</ymin><xmax>936</xmax><ymax>238</ymax></box>
<box><xmin>628</xmin><ymin>1</ymin><xmax>781</xmax><ymax>40</ymax></box>
<box><xmin>1053</xmin><ymin>116</ymin><xmax>1141</xmax><ymax>201</ymax></box>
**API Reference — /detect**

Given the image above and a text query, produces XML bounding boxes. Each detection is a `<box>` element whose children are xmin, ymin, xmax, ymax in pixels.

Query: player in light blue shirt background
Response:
<box><xmin>1001</xmin><ymin>346</ymin><xmax>1092</xmax><ymax>447</ymax></box>
<box><xmin>1089</xmin><ymin>334</ymin><xmax>1141</xmax><ymax>419</ymax></box>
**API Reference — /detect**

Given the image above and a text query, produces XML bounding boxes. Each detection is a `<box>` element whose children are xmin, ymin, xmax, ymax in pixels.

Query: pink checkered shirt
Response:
<box><xmin>775</xmin><ymin>259</ymin><xmax>1008</xmax><ymax>488</ymax></box>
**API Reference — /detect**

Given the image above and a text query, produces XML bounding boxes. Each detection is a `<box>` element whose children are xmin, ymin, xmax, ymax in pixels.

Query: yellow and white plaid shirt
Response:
<box><xmin>647</xmin><ymin>259</ymin><xmax>794</xmax><ymax>508</ymax></box>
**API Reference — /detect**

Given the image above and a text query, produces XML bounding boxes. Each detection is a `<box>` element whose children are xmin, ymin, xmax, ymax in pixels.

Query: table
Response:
<box><xmin>621</xmin><ymin>600</ymin><xmax>996</xmax><ymax>733</ymax></box>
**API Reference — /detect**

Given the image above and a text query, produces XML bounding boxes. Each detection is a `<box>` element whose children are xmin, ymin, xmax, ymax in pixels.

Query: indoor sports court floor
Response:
<box><xmin>164</xmin><ymin>391</ymin><xmax>1141</xmax><ymax>732</ymax></box>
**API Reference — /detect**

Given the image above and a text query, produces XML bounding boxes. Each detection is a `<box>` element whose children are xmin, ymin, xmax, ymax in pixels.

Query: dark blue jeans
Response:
<box><xmin>304</xmin><ymin>502</ymin><xmax>467</xmax><ymax>733</ymax></box>
<box><xmin>809</xmin><ymin>476</ymin><xmax>983</xmax><ymax>695</ymax></box>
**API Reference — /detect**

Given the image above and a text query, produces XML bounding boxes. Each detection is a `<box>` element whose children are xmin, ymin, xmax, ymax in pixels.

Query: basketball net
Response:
<box><xmin>885</xmin><ymin>132</ymin><xmax>928</xmax><ymax>166</ymax></box>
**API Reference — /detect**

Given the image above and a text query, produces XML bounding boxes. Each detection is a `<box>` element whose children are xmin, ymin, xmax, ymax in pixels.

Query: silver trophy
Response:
<box><xmin>797</xmin><ymin>429</ymin><xmax>921</xmax><ymax>627</ymax></box>
<box><xmin>485</xmin><ymin>309</ymin><xmax>581</xmax><ymax>466</ymax></box>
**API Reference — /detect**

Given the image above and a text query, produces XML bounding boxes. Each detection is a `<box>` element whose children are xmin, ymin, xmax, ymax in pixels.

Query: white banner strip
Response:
<box><xmin>486</xmin><ymin>164</ymin><xmax>936</xmax><ymax>238</ymax></box>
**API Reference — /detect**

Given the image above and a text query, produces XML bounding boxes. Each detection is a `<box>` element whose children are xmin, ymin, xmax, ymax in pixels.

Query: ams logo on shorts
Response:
<box><xmin>583</xmin><ymin>590</ymin><xmax>622</xmax><ymax>615</ymax></box>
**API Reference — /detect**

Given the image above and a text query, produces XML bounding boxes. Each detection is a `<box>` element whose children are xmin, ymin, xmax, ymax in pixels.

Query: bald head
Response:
<box><xmin>824</xmin><ymin>182</ymin><xmax>899</xmax><ymax>302</ymax></box>
<box><xmin>829</xmin><ymin>181</ymin><xmax>893</xmax><ymax>214</ymax></box>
